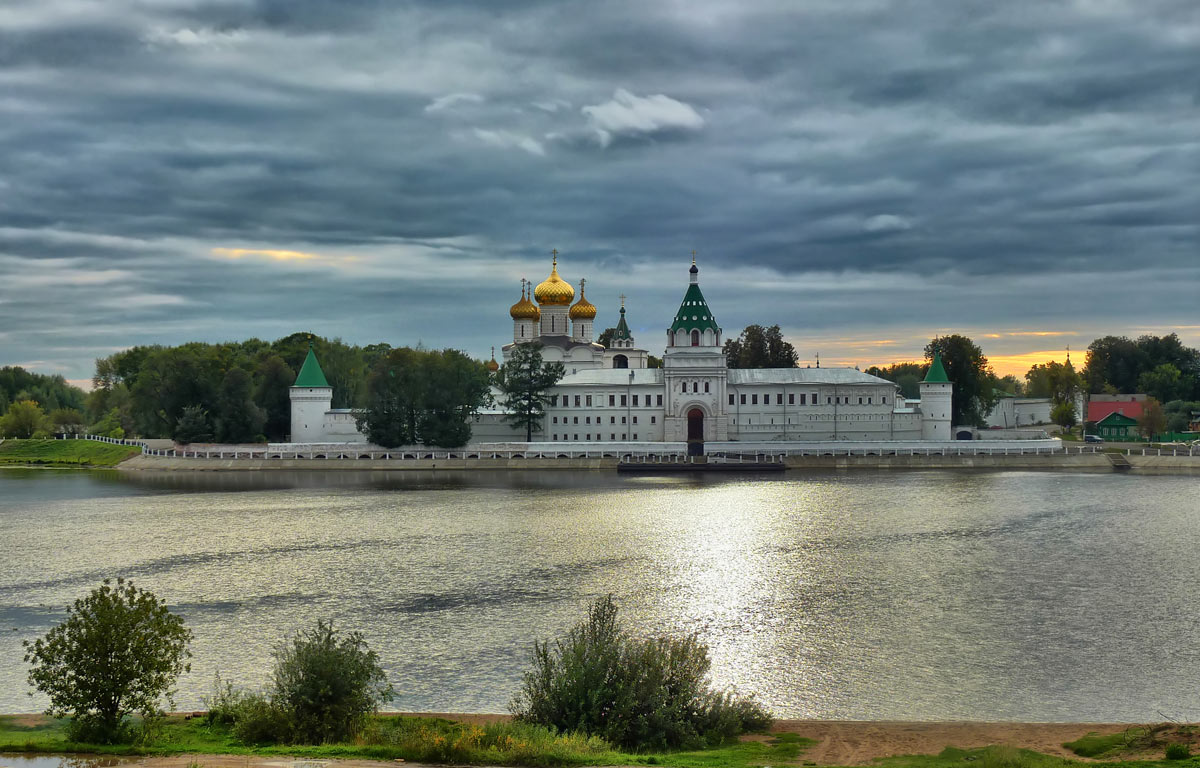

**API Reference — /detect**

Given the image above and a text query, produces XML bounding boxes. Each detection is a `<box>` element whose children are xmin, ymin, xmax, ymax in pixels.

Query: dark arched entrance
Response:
<box><xmin>612</xmin><ymin>354</ymin><xmax>628</xmax><ymax>369</ymax></box>
<box><xmin>687</xmin><ymin>408</ymin><xmax>705</xmax><ymax>456</ymax></box>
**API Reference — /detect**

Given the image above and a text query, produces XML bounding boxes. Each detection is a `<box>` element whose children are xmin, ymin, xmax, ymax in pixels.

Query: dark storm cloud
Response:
<box><xmin>0</xmin><ymin>0</ymin><xmax>1197</xmax><ymax>380</ymax></box>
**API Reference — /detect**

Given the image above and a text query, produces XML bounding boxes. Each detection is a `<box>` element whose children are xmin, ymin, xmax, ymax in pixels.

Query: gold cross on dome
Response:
<box><xmin>691</xmin><ymin>249</ymin><xmax>697</xmax><ymax>264</ymax></box>
<box><xmin>619</xmin><ymin>293</ymin><xmax>626</xmax><ymax>309</ymax></box>
<box><xmin>551</xmin><ymin>248</ymin><xmax>558</xmax><ymax>266</ymax></box>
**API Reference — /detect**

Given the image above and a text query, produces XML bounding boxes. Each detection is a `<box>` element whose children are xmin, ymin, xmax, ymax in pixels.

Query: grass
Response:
<box><xmin>0</xmin><ymin>714</ymin><xmax>812</xmax><ymax>768</ymax></box>
<box><xmin>0</xmin><ymin>439</ymin><xmax>141</xmax><ymax>467</ymax></box>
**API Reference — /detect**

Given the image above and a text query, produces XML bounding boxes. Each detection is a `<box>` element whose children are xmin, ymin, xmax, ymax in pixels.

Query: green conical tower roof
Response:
<box><xmin>613</xmin><ymin>305</ymin><xmax>633</xmax><ymax>341</ymax></box>
<box><xmin>924</xmin><ymin>351</ymin><xmax>950</xmax><ymax>383</ymax></box>
<box><xmin>669</xmin><ymin>260</ymin><xmax>719</xmax><ymax>334</ymax></box>
<box><xmin>293</xmin><ymin>344</ymin><xmax>330</xmax><ymax>387</ymax></box>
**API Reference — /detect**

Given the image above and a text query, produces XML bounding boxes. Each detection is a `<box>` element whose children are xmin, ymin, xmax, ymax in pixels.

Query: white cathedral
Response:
<box><xmin>289</xmin><ymin>253</ymin><xmax>953</xmax><ymax>445</ymax></box>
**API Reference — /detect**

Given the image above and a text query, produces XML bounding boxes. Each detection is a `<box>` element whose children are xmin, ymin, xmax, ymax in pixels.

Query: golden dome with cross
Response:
<box><xmin>534</xmin><ymin>249</ymin><xmax>575</xmax><ymax>306</ymax></box>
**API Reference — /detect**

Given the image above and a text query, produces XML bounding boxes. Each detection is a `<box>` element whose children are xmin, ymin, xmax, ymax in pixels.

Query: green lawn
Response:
<box><xmin>0</xmin><ymin>439</ymin><xmax>141</xmax><ymax>467</ymax></box>
<box><xmin>0</xmin><ymin>714</ymin><xmax>810</xmax><ymax>768</ymax></box>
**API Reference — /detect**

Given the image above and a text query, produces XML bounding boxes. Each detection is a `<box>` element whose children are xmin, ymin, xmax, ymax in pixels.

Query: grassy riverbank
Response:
<box><xmin>0</xmin><ymin>439</ymin><xmax>140</xmax><ymax>467</ymax></box>
<box><xmin>0</xmin><ymin>714</ymin><xmax>809</xmax><ymax>768</ymax></box>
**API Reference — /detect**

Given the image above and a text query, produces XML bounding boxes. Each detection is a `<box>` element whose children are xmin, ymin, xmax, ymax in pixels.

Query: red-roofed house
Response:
<box><xmin>1088</xmin><ymin>394</ymin><xmax>1147</xmax><ymax>423</ymax></box>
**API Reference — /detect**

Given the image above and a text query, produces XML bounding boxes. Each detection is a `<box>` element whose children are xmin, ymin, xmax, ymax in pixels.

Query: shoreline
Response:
<box><xmin>0</xmin><ymin>714</ymin><xmax>1156</xmax><ymax>765</ymax></box>
<box><xmin>110</xmin><ymin>451</ymin><xmax>1200</xmax><ymax>474</ymax></box>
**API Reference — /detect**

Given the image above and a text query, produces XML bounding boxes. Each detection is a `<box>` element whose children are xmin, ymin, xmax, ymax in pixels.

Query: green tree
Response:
<box><xmin>1139</xmin><ymin>397</ymin><xmax>1166</xmax><ymax>440</ymax></box>
<box><xmin>254</xmin><ymin>356</ymin><xmax>295</xmax><ymax>441</ymax></box>
<box><xmin>925</xmin><ymin>335</ymin><xmax>998</xmax><ymax>427</ymax></box>
<box><xmin>499</xmin><ymin>344</ymin><xmax>565</xmax><ymax>441</ymax></box>
<box><xmin>174</xmin><ymin>404</ymin><xmax>213</xmax><ymax>444</ymax></box>
<box><xmin>724</xmin><ymin>324</ymin><xmax>798</xmax><ymax>368</ymax></box>
<box><xmin>1137</xmin><ymin>363</ymin><xmax>1188</xmax><ymax>404</ymax></box>
<box><xmin>1051</xmin><ymin>401</ymin><xmax>1077</xmax><ymax>431</ymax></box>
<box><xmin>417</xmin><ymin>350</ymin><xmax>492</xmax><ymax>448</ymax></box>
<box><xmin>215</xmin><ymin>368</ymin><xmax>267</xmax><ymax>443</ymax></box>
<box><xmin>356</xmin><ymin>348</ymin><xmax>428</xmax><ymax>448</ymax></box>
<box><xmin>1025</xmin><ymin>360</ymin><xmax>1082</xmax><ymax>404</ymax></box>
<box><xmin>1084</xmin><ymin>336</ymin><xmax>1149</xmax><ymax>394</ymax></box>
<box><xmin>647</xmin><ymin>354</ymin><xmax>662</xmax><ymax>369</ymax></box>
<box><xmin>270</xmin><ymin>620</ymin><xmax>392</xmax><ymax>744</ymax></box>
<box><xmin>1</xmin><ymin>399</ymin><xmax>46</xmax><ymax>438</ymax></box>
<box><xmin>23</xmin><ymin>578</ymin><xmax>192</xmax><ymax>743</ymax></box>
<box><xmin>864</xmin><ymin>362</ymin><xmax>925</xmax><ymax>399</ymax></box>
<box><xmin>89</xmin><ymin>408</ymin><xmax>126</xmax><ymax>439</ymax></box>
<box><xmin>597</xmin><ymin>327</ymin><xmax>616</xmax><ymax>348</ymax></box>
<box><xmin>49</xmin><ymin>408</ymin><xmax>86</xmax><ymax>435</ymax></box>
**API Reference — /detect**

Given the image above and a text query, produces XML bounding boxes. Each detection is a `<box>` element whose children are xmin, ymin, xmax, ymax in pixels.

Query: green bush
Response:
<box><xmin>1166</xmin><ymin>743</ymin><xmax>1191</xmax><ymax>760</ymax></box>
<box><xmin>270</xmin><ymin>619</ymin><xmax>394</xmax><ymax>743</ymax></box>
<box><xmin>230</xmin><ymin>692</ymin><xmax>290</xmax><ymax>745</ymax></box>
<box><xmin>512</xmin><ymin>595</ymin><xmax>771</xmax><ymax>750</ymax></box>
<box><xmin>23</xmin><ymin>578</ymin><xmax>192</xmax><ymax>744</ymax></box>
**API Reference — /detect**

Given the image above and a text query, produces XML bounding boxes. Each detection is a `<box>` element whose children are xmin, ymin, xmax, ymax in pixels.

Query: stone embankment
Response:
<box><xmin>118</xmin><ymin>451</ymin><xmax>1200</xmax><ymax>474</ymax></box>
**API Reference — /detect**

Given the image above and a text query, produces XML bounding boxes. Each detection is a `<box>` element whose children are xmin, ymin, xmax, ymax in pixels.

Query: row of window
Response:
<box><xmin>553</xmin><ymin>433</ymin><xmax>639</xmax><ymax>441</ymax></box>
<box><xmin>553</xmin><ymin>415</ymin><xmax>656</xmax><ymax>425</ymax></box>
<box><xmin>556</xmin><ymin>393</ymin><xmax>664</xmax><ymax>407</ymax></box>
<box><xmin>728</xmin><ymin>392</ymin><xmax>888</xmax><ymax>406</ymax></box>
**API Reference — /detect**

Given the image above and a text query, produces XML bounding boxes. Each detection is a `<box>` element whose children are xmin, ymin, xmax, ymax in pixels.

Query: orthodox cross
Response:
<box><xmin>619</xmin><ymin>293</ymin><xmax>626</xmax><ymax>309</ymax></box>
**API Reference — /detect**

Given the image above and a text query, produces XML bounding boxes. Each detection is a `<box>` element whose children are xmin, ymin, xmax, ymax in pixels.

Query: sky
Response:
<box><xmin>1</xmin><ymin>0</ymin><xmax>1198</xmax><ymax>387</ymax></box>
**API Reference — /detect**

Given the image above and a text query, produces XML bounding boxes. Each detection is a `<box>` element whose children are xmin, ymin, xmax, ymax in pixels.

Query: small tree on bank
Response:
<box><xmin>498</xmin><ymin>343</ymin><xmax>565</xmax><ymax>441</ymax></box>
<box><xmin>512</xmin><ymin>595</ymin><xmax>771</xmax><ymax>750</ymax></box>
<box><xmin>270</xmin><ymin>620</ymin><xmax>393</xmax><ymax>743</ymax></box>
<box><xmin>23</xmin><ymin>579</ymin><xmax>192</xmax><ymax>743</ymax></box>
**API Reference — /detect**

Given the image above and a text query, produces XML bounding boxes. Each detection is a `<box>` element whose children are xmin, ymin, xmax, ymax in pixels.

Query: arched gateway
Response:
<box><xmin>687</xmin><ymin>408</ymin><xmax>705</xmax><ymax>456</ymax></box>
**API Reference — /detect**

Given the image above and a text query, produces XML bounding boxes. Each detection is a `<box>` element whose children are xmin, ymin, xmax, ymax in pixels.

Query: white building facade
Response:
<box><xmin>291</xmin><ymin>254</ymin><xmax>954</xmax><ymax>445</ymax></box>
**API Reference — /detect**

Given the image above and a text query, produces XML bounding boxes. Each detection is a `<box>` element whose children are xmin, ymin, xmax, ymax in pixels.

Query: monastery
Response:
<box><xmin>289</xmin><ymin>254</ymin><xmax>953</xmax><ymax>445</ymax></box>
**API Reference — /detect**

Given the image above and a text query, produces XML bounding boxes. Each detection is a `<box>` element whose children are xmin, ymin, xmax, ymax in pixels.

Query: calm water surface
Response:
<box><xmin>1</xmin><ymin>468</ymin><xmax>1197</xmax><ymax>721</ymax></box>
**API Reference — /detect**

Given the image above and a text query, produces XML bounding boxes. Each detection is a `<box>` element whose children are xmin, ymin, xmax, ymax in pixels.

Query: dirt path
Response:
<box><xmin>770</xmin><ymin>720</ymin><xmax>1128</xmax><ymax>765</ymax></box>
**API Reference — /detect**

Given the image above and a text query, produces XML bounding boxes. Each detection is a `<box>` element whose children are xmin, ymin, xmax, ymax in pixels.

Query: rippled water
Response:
<box><xmin>1</xmin><ymin>467</ymin><xmax>1198</xmax><ymax>721</ymax></box>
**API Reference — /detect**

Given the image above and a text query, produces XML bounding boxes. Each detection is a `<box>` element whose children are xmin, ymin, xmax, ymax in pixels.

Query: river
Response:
<box><xmin>1</xmin><ymin>467</ymin><xmax>1197</xmax><ymax>721</ymax></box>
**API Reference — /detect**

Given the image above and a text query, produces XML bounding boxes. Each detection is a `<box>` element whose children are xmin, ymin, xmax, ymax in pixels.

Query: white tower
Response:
<box><xmin>289</xmin><ymin>344</ymin><xmax>333</xmax><ymax>443</ymax></box>
<box><xmin>920</xmin><ymin>351</ymin><xmax>953</xmax><ymax>441</ymax></box>
<box><xmin>662</xmin><ymin>255</ymin><xmax>729</xmax><ymax>443</ymax></box>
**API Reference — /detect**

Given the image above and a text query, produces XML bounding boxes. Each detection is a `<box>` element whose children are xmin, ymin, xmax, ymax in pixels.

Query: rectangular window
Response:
<box><xmin>621</xmin><ymin>416</ymin><xmax>627</xmax><ymax>424</ymax></box>
<box><xmin>777</xmin><ymin>393</ymin><xmax>783</xmax><ymax>405</ymax></box>
<box><xmin>573</xmin><ymin>434</ymin><xmax>578</xmax><ymax>441</ymax></box>
<box><xmin>882</xmin><ymin>396</ymin><xmax>887</xmax><ymax>404</ymax></box>
<box><xmin>858</xmin><ymin>397</ymin><xmax>863</xmax><ymax>405</ymax></box>
<box><xmin>611</xmin><ymin>433</ymin><xmax>616</xmax><ymax>440</ymax></box>
<box><xmin>729</xmin><ymin>394</ymin><xmax>735</xmax><ymax>405</ymax></box>
<box><xmin>553</xmin><ymin>434</ymin><xmax>557</xmax><ymax>441</ymax></box>
<box><xmin>586</xmin><ymin>434</ymin><xmax>591</xmax><ymax>440</ymax></box>
<box><xmin>789</xmin><ymin>394</ymin><xmax>795</xmax><ymax>405</ymax></box>
<box><xmin>553</xmin><ymin>416</ymin><xmax>558</xmax><ymax>424</ymax></box>
<box><xmin>651</xmin><ymin>416</ymin><xmax>656</xmax><ymax>424</ymax></box>
<box><xmin>620</xmin><ymin>394</ymin><xmax>628</xmax><ymax>406</ymax></box>
<box><xmin>633</xmin><ymin>394</ymin><xmax>639</xmax><ymax>406</ymax></box>
<box><xmin>633</xmin><ymin>416</ymin><xmax>638</xmax><ymax>424</ymax></box>
<box><xmin>622</xmin><ymin>433</ymin><xmax>627</xmax><ymax>440</ymax></box>
<box><xmin>574</xmin><ymin>395</ymin><xmax>581</xmax><ymax>407</ymax></box>
<box><xmin>633</xmin><ymin>434</ymin><xmax>638</xmax><ymax>440</ymax></box>
<box><xmin>868</xmin><ymin>396</ymin><xmax>872</xmax><ymax>404</ymax></box>
<box><xmin>704</xmin><ymin>381</ymin><xmax>710</xmax><ymax>393</ymax></box>
<box><xmin>586</xmin><ymin>416</ymin><xmax>591</xmax><ymax>424</ymax></box>
<box><xmin>740</xmin><ymin>394</ymin><xmax>746</xmax><ymax>405</ymax></box>
<box><xmin>656</xmin><ymin>394</ymin><xmax>663</xmax><ymax>406</ymax></box>
<box><xmin>586</xmin><ymin>395</ymin><xmax>592</xmax><ymax>406</ymax></box>
<box><xmin>609</xmin><ymin>394</ymin><xmax>615</xmax><ymax>406</ymax></box>
<box><xmin>800</xmin><ymin>393</ymin><xmax>806</xmax><ymax>405</ymax></box>
<box><xmin>610</xmin><ymin>416</ymin><xmax>615</xmax><ymax>424</ymax></box>
<box><xmin>827</xmin><ymin>396</ymin><xmax>832</xmax><ymax>404</ymax></box>
<box><xmin>812</xmin><ymin>392</ymin><xmax>818</xmax><ymax>404</ymax></box>
<box><xmin>573</xmin><ymin>416</ymin><xmax>578</xmax><ymax>424</ymax></box>
<box><xmin>752</xmin><ymin>394</ymin><xmax>758</xmax><ymax>404</ymax></box>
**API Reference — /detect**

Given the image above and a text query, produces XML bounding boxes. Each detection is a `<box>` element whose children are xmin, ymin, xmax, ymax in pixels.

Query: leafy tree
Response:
<box><xmin>89</xmin><ymin>408</ymin><xmax>126</xmax><ymax>439</ymax></box>
<box><xmin>724</xmin><ymin>325</ymin><xmax>798</xmax><ymax>368</ymax></box>
<box><xmin>597</xmin><ymin>327</ymin><xmax>616</xmax><ymax>348</ymax></box>
<box><xmin>417</xmin><ymin>350</ymin><xmax>492</xmax><ymax>448</ymax></box>
<box><xmin>0</xmin><ymin>367</ymin><xmax>86</xmax><ymax>414</ymax></box>
<box><xmin>512</xmin><ymin>595</ymin><xmax>770</xmax><ymax>750</ymax></box>
<box><xmin>647</xmin><ymin>354</ymin><xmax>662</xmax><ymax>369</ymax></box>
<box><xmin>49</xmin><ymin>408</ymin><xmax>86</xmax><ymax>435</ymax></box>
<box><xmin>925</xmin><ymin>335</ymin><xmax>998</xmax><ymax>427</ymax></box>
<box><xmin>254</xmin><ymin>356</ymin><xmax>295</xmax><ymax>441</ymax></box>
<box><xmin>498</xmin><ymin>344</ymin><xmax>565</xmax><ymax>441</ymax></box>
<box><xmin>1137</xmin><ymin>363</ymin><xmax>1188</xmax><ymax>404</ymax></box>
<box><xmin>1051</xmin><ymin>401</ymin><xmax>1077</xmax><ymax>431</ymax></box>
<box><xmin>270</xmin><ymin>620</ymin><xmax>393</xmax><ymax>744</ymax></box>
<box><xmin>1084</xmin><ymin>336</ymin><xmax>1149</xmax><ymax>394</ymax></box>
<box><xmin>215</xmin><ymin>368</ymin><xmax>266</xmax><ymax>443</ymax></box>
<box><xmin>1025</xmin><ymin>360</ymin><xmax>1082</xmax><ymax>404</ymax></box>
<box><xmin>864</xmin><ymin>362</ymin><xmax>925</xmax><ymax>399</ymax></box>
<box><xmin>23</xmin><ymin>578</ymin><xmax>192</xmax><ymax>743</ymax></box>
<box><xmin>1</xmin><ymin>399</ymin><xmax>46</xmax><ymax>438</ymax></box>
<box><xmin>1139</xmin><ymin>397</ymin><xmax>1166</xmax><ymax>440</ymax></box>
<box><xmin>995</xmin><ymin>374</ymin><xmax>1024</xmax><ymax>396</ymax></box>
<box><xmin>357</xmin><ymin>348</ymin><xmax>428</xmax><ymax>448</ymax></box>
<box><xmin>174</xmin><ymin>404</ymin><xmax>213</xmax><ymax>444</ymax></box>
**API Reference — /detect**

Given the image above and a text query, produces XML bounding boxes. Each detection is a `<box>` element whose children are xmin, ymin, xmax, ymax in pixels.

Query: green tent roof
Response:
<box><xmin>612</xmin><ymin>306</ymin><xmax>633</xmax><ymax>341</ymax></box>
<box><xmin>924</xmin><ymin>351</ymin><xmax>950</xmax><ymax>383</ymax></box>
<box><xmin>669</xmin><ymin>283</ymin><xmax>720</xmax><ymax>334</ymax></box>
<box><xmin>293</xmin><ymin>345</ymin><xmax>330</xmax><ymax>387</ymax></box>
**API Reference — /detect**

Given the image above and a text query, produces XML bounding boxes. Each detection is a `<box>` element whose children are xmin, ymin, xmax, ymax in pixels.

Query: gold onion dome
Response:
<box><xmin>486</xmin><ymin>347</ymin><xmax>500</xmax><ymax>372</ymax></box>
<box><xmin>510</xmin><ymin>282</ymin><xmax>540</xmax><ymax>320</ymax></box>
<box><xmin>534</xmin><ymin>252</ymin><xmax>575</xmax><ymax>306</ymax></box>
<box><xmin>569</xmin><ymin>280</ymin><xmax>596</xmax><ymax>320</ymax></box>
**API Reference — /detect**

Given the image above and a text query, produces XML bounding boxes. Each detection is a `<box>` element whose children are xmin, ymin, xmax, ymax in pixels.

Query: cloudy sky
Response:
<box><xmin>2</xmin><ymin>0</ymin><xmax>1197</xmax><ymax>385</ymax></box>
